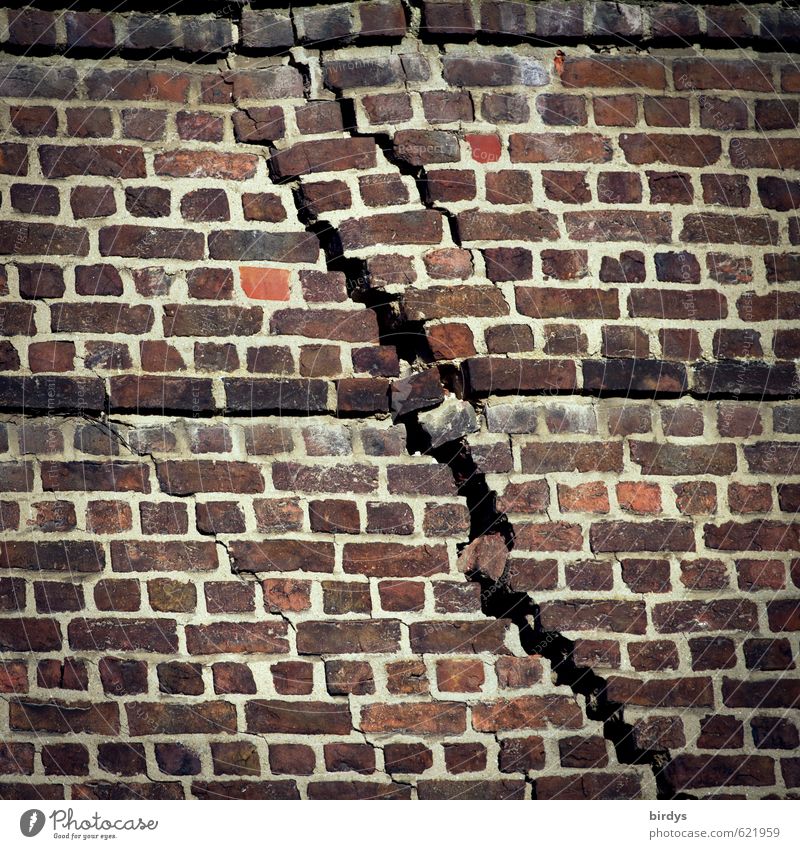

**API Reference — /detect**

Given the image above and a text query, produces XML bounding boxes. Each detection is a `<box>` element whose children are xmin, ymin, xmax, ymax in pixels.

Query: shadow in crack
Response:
<box><xmin>258</xmin><ymin>87</ymin><xmax>690</xmax><ymax>797</ymax></box>
<box><xmin>411</xmin><ymin>422</ymin><xmax>689</xmax><ymax>800</ymax></box>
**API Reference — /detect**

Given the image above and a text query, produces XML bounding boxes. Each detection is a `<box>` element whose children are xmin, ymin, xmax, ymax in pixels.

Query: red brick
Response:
<box><xmin>653</xmin><ymin>600</ymin><xmax>758</xmax><ymax>632</ymax></box>
<box><xmin>730</xmin><ymin>139</ymin><xmax>800</xmax><ymax>170</ymax></box>
<box><xmin>10</xmin><ymin>699</ymin><xmax>119</xmax><ymax>734</ymax></box>
<box><xmin>187</xmin><ymin>622</ymin><xmax>288</xmax><ymax>655</ymax></box>
<box><xmin>361</xmin><ymin>703</ymin><xmax>466</xmax><ymax>735</ymax></box>
<box><xmin>565</xmin><ymin>211</ymin><xmax>671</xmax><ymax>242</ymax></box>
<box><xmin>561</xmin><ymin>56</ymin><xmax>666</xmax><ymax>89</ymax></box>
<box><xmin>411</xmin><ymin>621</ymin><xmax>508</xmax><ymax>654</ymax></box>
<box><xmin>0</xmin><ymin>661</ymin><xmax>28</xmax><ymax>694</ymax></box>
<box><xmin>593</xmin><ymin>94</ymin><xmax>637</xmax><ymax>126</ymax></box>
<box><xmin>473</xmin><ymin>696</ymin><xmax>582</xmax><ymax>731</ymax></box>
<box><xmin>247</xmin><ymin>700</ymin><xmax>351</xmax><ymax>735</ymax></box>
<box><xmin>510</xmin><ymin>133</ymin><xmax>611</xmax><ymax>163</ymax></box>
<box><xmin>384</xmin><ymin>743</ymin><xmax>432</xmax><ymax>774</ymax></box>
<box><xmin>272</xmin><ymin>138</ymin><xmax>376</xmax><ymax>178</ymax></box>
<box><xmin>664</xmin><ymin>755</ymin><xmax>774</xmax><ymax>790</ymax></box>
<box><xmin>156</xmin><ymin>461</ymin><xmax>263</xmax><ymax>495</ymax></box>
<box><xmin>606</xmin><ymin>676</ymin><xmax>714</xmax><ymax>707</ymax></box>
<box><xmin>325</xmin><ymin>660</ymin><xmax>374</xmax><ymax>696</ymax></box>
<box><xmin>127</xmin><ymin>702</ymin><xmax>236</xmax><ymax>736</ymax></box>
<box><xmin>0</xmin><ymin>221</ymin><xmax>88</xmax><ymax>257</ymax></box>
<box><xmin>68</xmin><ymin>618</ymin><xmax>178</xmax><ymax>653</ymax></box>
<box><xmin>99</xmin><ymin>225</ymin><xmax>203</xmax><ymax>260</ymax></box>
<box><xmin>516</xmin><ymin>286</ymin><xmax>619</xmax><ymax>320</ymax></box>
<box><xmin>154</xmin><ymin>150</ymin><xmax>257</xmax><ymax>180</ymax></box>
<box><xmin>705</xmin><ymin>521</ymin><xmax>800</xmax><ymax>552</ymax></box>
<box><xmin>111</xmin><ymin>541</ymin><xmax>217</xmax><ymax>572</ymax></box>
<box><xmin>39</xmin><ymin>145</ymin><xmax>145</xmax><ymax>178</ymax></box>
<box><xmin>674</xmin><ymin>59</ymin><xmax>774</xmax><ymax>92</ymax></box>
<box><xmin>231</xmin><ymin>540</ymin><xmax>334</xmax><ymax>574</ymax></box>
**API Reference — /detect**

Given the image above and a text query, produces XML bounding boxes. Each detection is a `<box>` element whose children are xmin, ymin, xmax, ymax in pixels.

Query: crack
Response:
<box><xmin>411</xmin><ymin>421</ymin><xmax>687</xmax><ymax>800</ymax></box>
<box><xmin>213</xmin><ymin>536</ymin><xmax>231</xmax><ymax>561</ymax></box>
<box><xmin>0</xmin><ymin>0</ymin><xmax>797</xmax><ymax>70</ymax></box>
<box><xmin>1</xmin><ymin>4</ymin><xmax>792</xmax><ymax>805</ymax></box>
<box><xmin>77</xmin><ymin>412</ymin><xmax>131</xmax><ymax>453</ymax></box>
<box><xmin>270</xmin><ymin>606</ymin><xmax>297</xmax><ymax>634</ymax></box>
<box><xmin>0</xmin><ymin>29</ymin><xmax>706</xmax><ymax>800</ymax></box>
<box><xmin>286</xmin><ymin>50</ymin><xmax>313</xmax><ymax>101</ymax></box>
<box><xmin>237</xmin><ymin>67</ymin><xmax>688</xmax><ymax>800</ymax></box>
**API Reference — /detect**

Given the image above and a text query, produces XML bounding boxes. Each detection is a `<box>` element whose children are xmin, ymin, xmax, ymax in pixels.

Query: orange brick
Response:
<box><xmin>558</xmin><ymin>482</ymin><xmax>609</xmax><ymax>514</ymax></box>
<box><xmin>617</xmin><ymin>482</ymin><xmax>662</xmax><ymax>514</ymax></box>
<box><xmin>466</xmin><ymin>134</ymin><xmax>501</xmax><ymax>163</ymax></box>
<box><xmin>240</xmin><ymin>267</ymin><xmax>291</xmax><ymax>301</ymax></box>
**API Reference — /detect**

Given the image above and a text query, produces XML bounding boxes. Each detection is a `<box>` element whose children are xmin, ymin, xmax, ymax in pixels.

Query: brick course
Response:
<box><xmin>0</xmin><ymin>0</ymin><xmax>798</xmax><ymax>801</ymax></box>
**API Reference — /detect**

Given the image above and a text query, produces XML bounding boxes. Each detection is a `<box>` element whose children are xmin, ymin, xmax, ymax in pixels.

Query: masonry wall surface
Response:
<box><xmin>0</xmin><ymin>0</ymin><xmax>799</xmax><ymax>800</ymax></box>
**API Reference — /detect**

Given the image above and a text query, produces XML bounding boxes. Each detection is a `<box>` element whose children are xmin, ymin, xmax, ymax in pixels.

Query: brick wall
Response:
<box><xmin>0</xmin><ymin>1</ymin><xmax>798</xmax><ymax>800</ymax></box>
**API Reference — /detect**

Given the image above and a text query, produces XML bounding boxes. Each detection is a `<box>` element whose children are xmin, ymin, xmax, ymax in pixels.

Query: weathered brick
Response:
<box><xmin>187</xmin><ymin>622</ymin><xmax>288</xmax><ymax>655</ymax></box>
<box><xmin>590</xmin><ymin>520</ymin><xmax>695</xmax><ymax>553</ymax></box>
<box><xmin>362</xmin><ymin>702</ymin><xmax>467</xmax><ymax>735</ymax></box>
<box><xmin>664</xmin><ymin>755</ymin><xmax>774</xmax><ymax>790</ymax></box>
<box><xmin>9</xmin><ymin>700</ymin><xmax>119</xmax><ymax>734</ymax></box>
<box><xmin>68</xmin><ymin>618</ymin><xmax>178</xmax><ymax>653</ymax></box>
<box><xmin>247</xmin><ymin>700</ymin><xmax>351</xmax><ymax>735</ymax></box>
<box><xmin>127</xmin><ymin>702</ymin><xmax>236</xmax><ymax>736</ymax></box>
<box><xmin>111</xmin><ymin>541</ymin><xmax>217</xmax><ymax>572</ymax></box>
<box><xmin>230</xmin><ymin>540</ymin><xmax>335</xmax><ymax>574</ymax></box>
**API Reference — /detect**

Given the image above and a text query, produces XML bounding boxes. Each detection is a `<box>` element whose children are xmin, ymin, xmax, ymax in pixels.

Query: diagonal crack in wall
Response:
<box><xmin>238</xmin><ymin>54</ymin><xmax>686</xmax><ymax>800</ymax></box>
